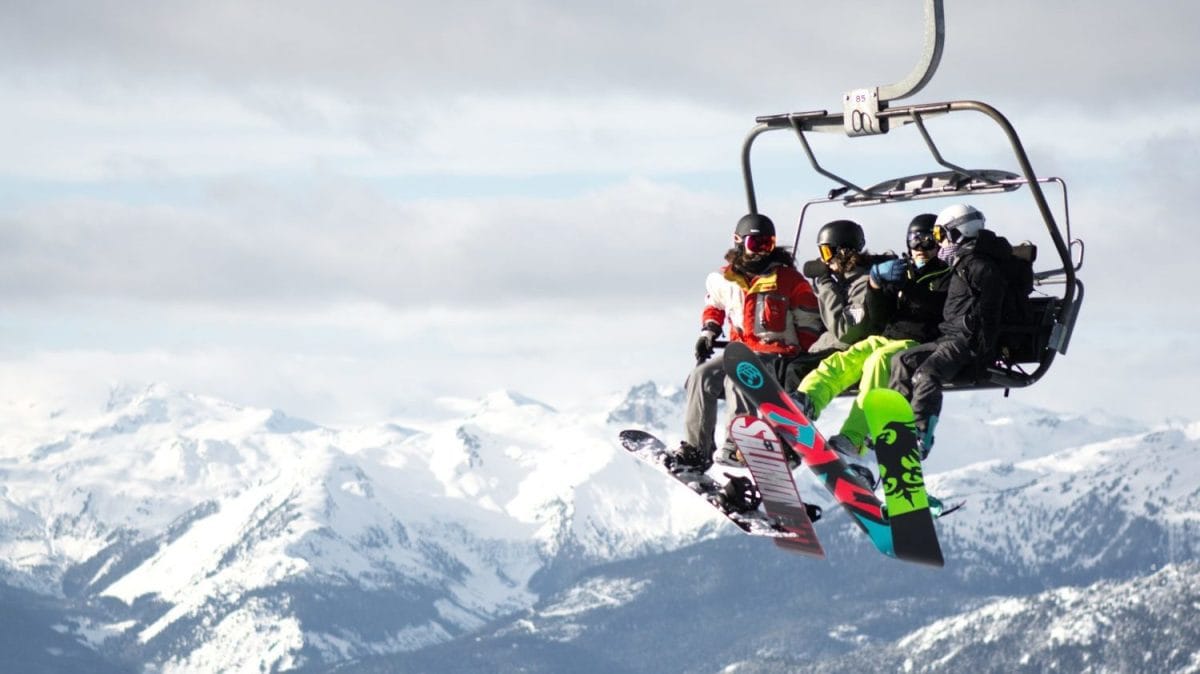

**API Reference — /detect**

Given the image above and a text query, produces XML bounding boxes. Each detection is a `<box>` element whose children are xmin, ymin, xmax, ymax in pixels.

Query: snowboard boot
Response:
<box><xmin>784</xmin><ymin>446</ymin><xmax>802</xmax><ymax>470</ymax></box>
<box><xmin>915</xmin><ymin>415</ymin><xmax>938</xmax><ymax>460</ymax></box>
<box><xmin>828</xmin><ymin>433</ymin><xmax>862</xmax><ymax>459</ymax></box>
<box><xmin>669</xmin><ymin>441</ymin><xmax>713</xmax><ymax>474</ymax></box>
<box><xmin>829</xmin><ymin>433</ymin><xmax>876</xmax><ymax>488</ymax></box>
<box><xmin>713</xmin><ymin>440</ymin><xmax>747</xmax><ymax>467</ymax></box>
<box><xmin>788</xmin><ymin>390</ymin><xmax>817</xmax><ymax>420</ymax></box>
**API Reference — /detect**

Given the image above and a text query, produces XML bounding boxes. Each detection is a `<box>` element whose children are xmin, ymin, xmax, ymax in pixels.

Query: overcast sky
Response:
<box><xmin>1</xmin><ymin>1</ymin><xmax>1196</xmax><ymax>426</ymax></box>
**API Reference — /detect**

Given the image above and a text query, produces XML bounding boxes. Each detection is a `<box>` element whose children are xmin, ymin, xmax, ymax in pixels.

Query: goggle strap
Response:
<box><xmin>939</xmin><ymin>212</ymin><xmax>984</xmax><ymax>231</ymax></box>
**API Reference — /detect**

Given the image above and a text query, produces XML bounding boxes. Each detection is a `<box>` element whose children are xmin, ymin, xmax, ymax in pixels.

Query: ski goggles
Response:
<box><xmin>738</xmin><ymin>233</ymin><xmax>776</xmax><ymax>254</ymax></box>
<box><xmin>818</xmin><ymin>243</ymin><xmax>839</xmax><ymax>262</ymax></box>
<box><xmin>932</xmin><ymin>224</ymin><xmax>959</xmax><ymax>244</ymax></box>
<box><xmin>907</xmin><ymin>232</ymin><xmax>937</xmax><ymax>251</ymax></box>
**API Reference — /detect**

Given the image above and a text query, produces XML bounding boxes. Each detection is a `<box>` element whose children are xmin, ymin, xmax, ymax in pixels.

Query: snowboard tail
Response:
<box><xmin>728</xmin><ymin>415</ymin><xmax>823</xmax><ymax>557</ymax></box>
<box><xmin>863</xmin><ymin>388</ymin><xmax>944</xmax><ymax>567</ymax></box>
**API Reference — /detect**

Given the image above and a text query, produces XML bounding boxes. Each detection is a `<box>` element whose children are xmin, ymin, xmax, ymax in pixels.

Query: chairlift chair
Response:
<box><xmin>740</xmin><ymin>0</ymin><xmax>1084</xmax><ymax>394</ymax></box>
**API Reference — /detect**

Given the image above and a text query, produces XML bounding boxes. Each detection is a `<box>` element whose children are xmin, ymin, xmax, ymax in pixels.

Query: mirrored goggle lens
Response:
<box><xmin>908</xmin><ymin>233</ymin><xmax>937</xmax><ymax>250</ymax></box>
<box><xmin>818</xmin><ymin>243</ymin><xmax>835</xmax><ymax>262</ymax></box>
<box><xmin>743</xmin><ymin>234</ymin><xmax>775</xmax><ymax>253</ymax></box>
<box><xmin>933</xmin><ymin>224</ymin><xmax>963</xmax><ymax>244</ymax></box>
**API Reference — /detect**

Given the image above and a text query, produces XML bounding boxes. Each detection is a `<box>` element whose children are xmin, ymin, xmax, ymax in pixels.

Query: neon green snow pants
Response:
<box><xmin>796</xmin><ymin>335</ymin><xmax>918</xmax><ymax>453</ymax></box>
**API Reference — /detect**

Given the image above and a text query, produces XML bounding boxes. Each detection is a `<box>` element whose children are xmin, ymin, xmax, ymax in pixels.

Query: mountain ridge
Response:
<box><xmin>0</xmin><ymin>380</ymin><xmax>1190</xmax><ymax>672</ymax></box>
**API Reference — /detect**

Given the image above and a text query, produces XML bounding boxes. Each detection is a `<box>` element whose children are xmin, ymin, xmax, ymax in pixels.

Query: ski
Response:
<box><xmin>618</xmin><ymin>429</ymin><xmax>823</xmax><ymax>557</ymax></box>
<box><xmin>862</xmin><ymin>388</ymin><xmax>944</xmax><ymax>566</ymax></box>
<box><xmin>727</xmin><ymin>415</ymin><xmax>824</xmax><ymax>557</ymax></box>
<box><xmin>722</xmin><ymin>341</ymin><xmax>943</xmax><ymax>567</ymax></box>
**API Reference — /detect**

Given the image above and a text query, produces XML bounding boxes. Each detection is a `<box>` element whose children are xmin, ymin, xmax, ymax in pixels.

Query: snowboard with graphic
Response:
<box><xmin>726</xmin><ymin>415</ymin><xmax>824</xmax><ymax>557</ymax></box>
<box><xmin>618</xmin><ymin>429</ymin><xmax>824</xmax><ymax>557</ymax></box>
<box><xmin>862</xmin><ymin>388</ymin><xmax>944</xmax><ymax>566</ymax></box>
<box><xmin>722</xmin><ymin>341</ymin><xmax>943</xmax><ymax>567</ymax></box>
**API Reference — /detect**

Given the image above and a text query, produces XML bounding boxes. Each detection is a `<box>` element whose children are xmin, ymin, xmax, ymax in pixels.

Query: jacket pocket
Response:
<box><xmin>755</xmin><ymin>293</ymin><xmax>790</xmax><ymax>341</ymax></box>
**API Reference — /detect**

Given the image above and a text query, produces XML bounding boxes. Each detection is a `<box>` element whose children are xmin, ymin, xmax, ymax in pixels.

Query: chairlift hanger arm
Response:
<box><xmin>878</xmin><ymin>0</ymin><xmax>945</xmax><ymax>103</ymax></box>
<box><xmin>751</xmin><ymin>0</ymin><xmax>944</xmax><ymax>135</ymax></box>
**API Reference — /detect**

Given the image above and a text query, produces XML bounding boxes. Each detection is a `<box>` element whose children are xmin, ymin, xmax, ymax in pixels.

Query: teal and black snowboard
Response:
<box><xmin>862</xmin><ymin>388</ymin><xmax>944</xmax><ymax>567</ymax></box>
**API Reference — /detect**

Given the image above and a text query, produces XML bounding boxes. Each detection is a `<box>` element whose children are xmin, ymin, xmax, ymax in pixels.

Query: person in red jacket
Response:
<box><xmin>673</xmin><ymin>214</ymin><xmax>822</xmax><ymax>471</ymax></box>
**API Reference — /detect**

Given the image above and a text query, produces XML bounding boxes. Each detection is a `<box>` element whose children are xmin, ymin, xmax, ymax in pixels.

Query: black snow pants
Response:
<box><xmin>889</xmin><ymin>336</ymin><xmax>976</xmax><ymax>429</ymax></box>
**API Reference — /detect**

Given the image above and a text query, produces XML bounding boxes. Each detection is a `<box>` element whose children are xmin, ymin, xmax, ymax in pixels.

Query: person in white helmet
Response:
<box><xmin>889</xmin><ymin>203</ymin><xmax>1015</xmax><ymax>459</ymax></box>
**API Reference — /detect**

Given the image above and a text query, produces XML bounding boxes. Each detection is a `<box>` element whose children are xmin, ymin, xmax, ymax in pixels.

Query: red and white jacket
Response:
<box><xmin>702</xmin><ymin>260</ymin><xmax>821</xmax><ymax>356</ymax></box>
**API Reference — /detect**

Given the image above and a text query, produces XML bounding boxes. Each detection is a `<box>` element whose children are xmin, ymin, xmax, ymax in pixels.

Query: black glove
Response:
<box><xmin>802</xmin><ymin>259</ymin><xmax>830</xmax><ymax>279</ymax></box>
<box><xmin>694</xmin><ymin>325</ymin><xmax>721</xmax><ymax>364</ymax></box>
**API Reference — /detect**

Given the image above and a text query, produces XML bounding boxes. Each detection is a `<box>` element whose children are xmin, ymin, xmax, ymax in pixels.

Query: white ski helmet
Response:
<box><xmin>934</xmin><ymin>204</ymin><xmax>985</xmax><ymax>243</ymax></box>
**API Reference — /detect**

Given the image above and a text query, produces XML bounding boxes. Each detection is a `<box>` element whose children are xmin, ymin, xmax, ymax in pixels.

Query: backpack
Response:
<box><xmin>1001</xmin><ymin>242</ymin><xmax>1036</xmax><ymax>325</ymax></box>
<box><xmin>994</xmin><ymin>242</ymin><xmax>1037</xmax><ymax>364</ymax></box>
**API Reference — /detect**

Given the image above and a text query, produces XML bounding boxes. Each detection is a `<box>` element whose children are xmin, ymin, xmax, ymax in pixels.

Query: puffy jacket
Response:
<box><xmin>879</xmin><ymin>256</ymin><xmax>953</xmax><ymax>342</ymax></box>
<box><xmin>809</xmin><ymin>256</ymin><xmax>889</xmax><ymax>352</ymax></box>
<box><xmin>702</xmin><ymin>254</ymin><xmax>821</xmax><ymax>356</ymax></box>
<box><xmin>940</xmin><ymin>229</ymin><xmax>1011</xmax><ymax>357</ymax></box>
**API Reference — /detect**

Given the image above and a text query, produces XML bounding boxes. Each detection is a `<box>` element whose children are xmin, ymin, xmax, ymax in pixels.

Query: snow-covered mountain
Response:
<box><xmin>849</xmin><ymin>561</ymin><xmax>1200</xmax><ymax>674</ymax></box>
<box><xmin>0</xmin><ymin>382</ymin><xmax>719</xmax><ymax>671</ymax></box>
<box><xmin>365</xmin><ymin>399</ymin><xmax>1197</xmax><ymax>674</ymax></box>
<box><xmin>0</xmin><ymin>381</ymin><xmax>1194</xmax><ymax>672</ymax></box>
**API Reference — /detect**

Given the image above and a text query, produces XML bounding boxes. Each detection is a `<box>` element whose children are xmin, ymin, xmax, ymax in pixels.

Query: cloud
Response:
<box><xmin>0</xmin><ymin>0</ymin><xmax>1195</xmax><ymax>426</ymax></box>
<box><xmin>0</xmin><ymin>298</ymin><xmax>701</xmax><ymax>425</ymax></box>
<box><xmin>0</xmin><ymin>175</ymin><xmax>741</xmax><ymax>308</ymax></box>
<box><xmin>0</xmin><ymin>87</ymin><xmax>750</xmax><ymax>185</ymax></box>
<box><xmin>5</xmin><ymin>2</ymin><xmax>1197</xmax><ymax>111</ymax></box>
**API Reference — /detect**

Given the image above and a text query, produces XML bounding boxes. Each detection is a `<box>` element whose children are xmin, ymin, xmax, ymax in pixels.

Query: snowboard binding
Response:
<box><xmin>717</xmin><ymin>474</ymin><xmax>762</xmax><ymax>514</ymax></box>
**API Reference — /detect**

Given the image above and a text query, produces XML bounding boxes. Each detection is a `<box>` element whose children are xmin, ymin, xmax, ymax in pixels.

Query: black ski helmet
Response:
<box><xmin>816</xmin><ymin>219</ymin><xmax>865</xmax><ymax>252</ymax></box>
<box><xmin>734</xmin><ymin>213</ymin><xmax>776</xmax><ymax>239</ymax></box>
<box><xmin>907</xmin><ymin>213</ymin><xmax>937</xmax><ymax>238</ymax></box>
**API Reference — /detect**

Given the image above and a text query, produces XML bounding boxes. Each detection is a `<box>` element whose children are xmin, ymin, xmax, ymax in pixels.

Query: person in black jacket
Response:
<box><xmin>889</xmin><ymin>204</ymin><xmax>1013</xmax><ymax>458</ymax></box>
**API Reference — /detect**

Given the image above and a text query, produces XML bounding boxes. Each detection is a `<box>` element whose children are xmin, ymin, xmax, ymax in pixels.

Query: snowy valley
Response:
<box><xmin>0</xmin><ymin>382</ymin><xmax>1196</xmax><ymax>672</ymax></box>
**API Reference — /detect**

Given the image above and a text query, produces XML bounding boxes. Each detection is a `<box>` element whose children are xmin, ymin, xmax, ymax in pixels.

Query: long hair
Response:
<box><xmin>830</xmin><ymin>248</ymin><xmax>868</xmax><ymax>273</ymax></box>
<box><xmin>726</xmin><ymin>246</ymin><xmax>796</xmax><ymax>275</ymax></box>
